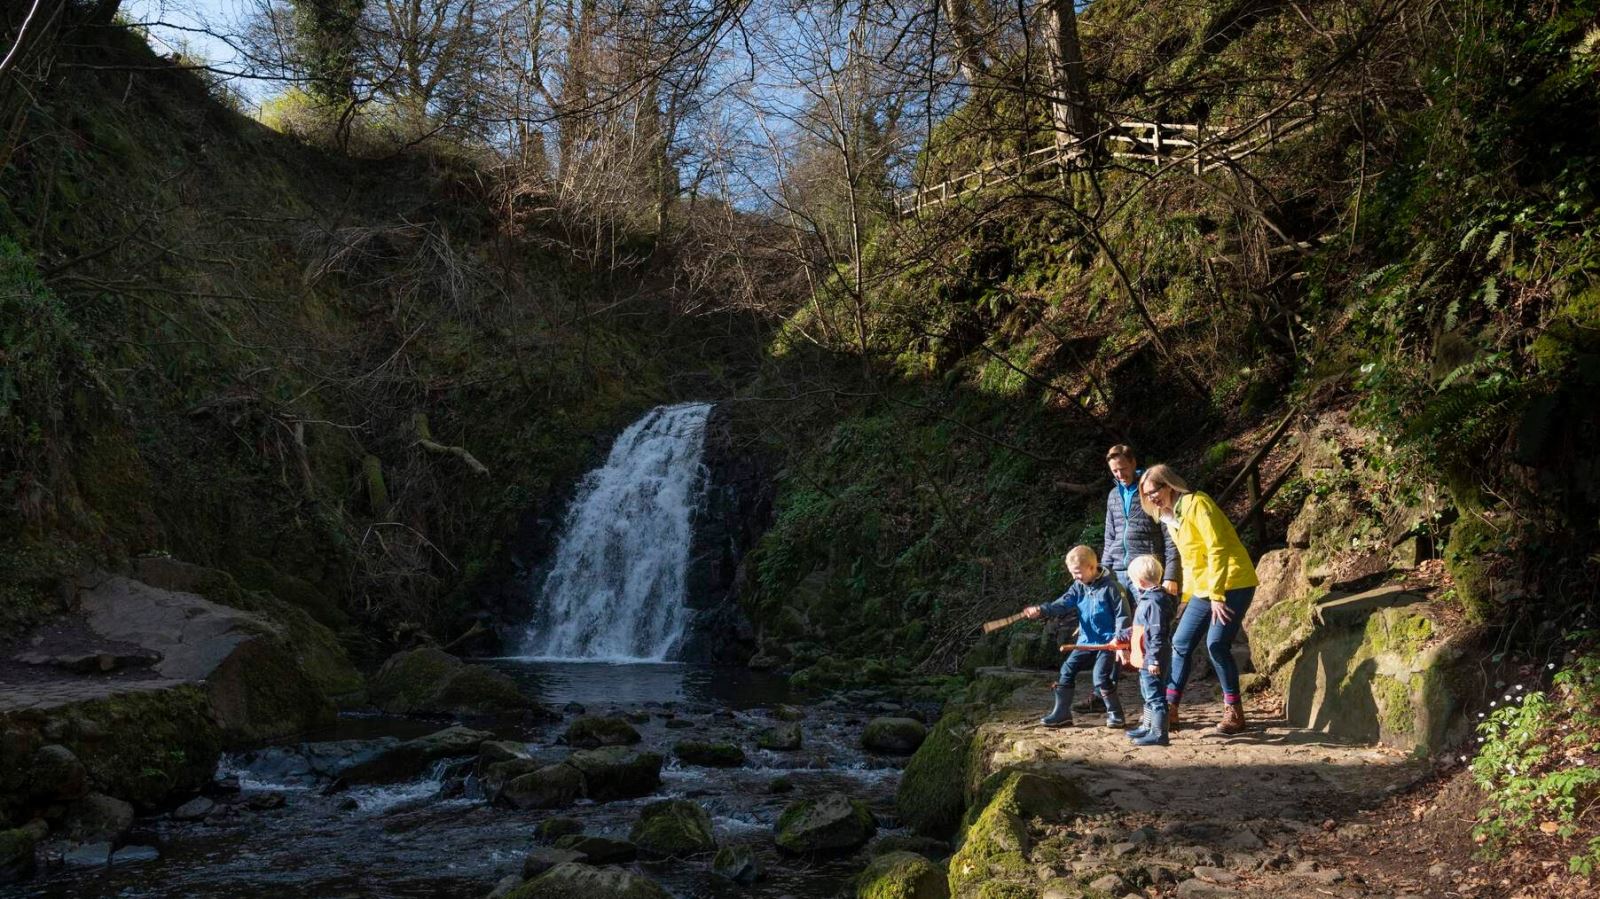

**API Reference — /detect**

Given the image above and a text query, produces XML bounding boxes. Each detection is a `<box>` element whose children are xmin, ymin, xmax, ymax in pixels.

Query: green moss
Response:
<box><xmin>0</xmin><ymin>686</ymin><xmax>224</xmax><ymax>811</ymax></box>
<box><xmin>1373</xmin><ymin>674</ymin><xmax>1416</xmax><ymax>740</ymax></box>
<box><xmin>629</xmin><ymin>799</ymin><xmax>716</xmax><ymax>857</ymax></box>
<box><xmin>673</xmin><ymin>741</ymin><xmax>746</xmax><ymax>767</ymax></box>
<box><xmin>948</xmin><ymin>770</ymin><xmax>1079</xmax><ymax>898</ymax></box>
<box><xmin>856</xmin><ymin>851</ymin><xmax>950</xmax><ymax>899</ymax></box>
<box><xmin>1247</xmin><ymin>588</ymin><xmax>1320</xmax><ymax>676</ymax></box>
<box><xmin>1364</xmin><ymin>610</ymin><xmax>1435</xmax><ymax>662</ymax></box>
<box><xmin>897</xmin><ymin>714</ymin><xmax>982</xmax><ymax>838</ymax></box>
<box><xmin>1444</xmin><ymin>514</ymin><xmax>1502</xmax><ymax>623</ymax></box>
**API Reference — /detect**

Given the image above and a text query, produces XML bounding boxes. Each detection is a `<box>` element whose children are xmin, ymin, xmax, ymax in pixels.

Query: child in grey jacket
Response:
<box><xmin>1121</xmin><ymin>554</ymin><xmax>1176</xmax><ymax>746</ymax></box>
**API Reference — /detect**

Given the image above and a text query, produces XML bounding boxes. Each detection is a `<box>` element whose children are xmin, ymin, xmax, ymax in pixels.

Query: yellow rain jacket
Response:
<box><xmin>1172</xmin><ymin>491</ymin><xmax>1258</xmax><ymax>601</ymax></box>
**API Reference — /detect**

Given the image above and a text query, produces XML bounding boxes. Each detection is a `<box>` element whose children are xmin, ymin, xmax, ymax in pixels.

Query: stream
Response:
<box><xmin>19</xmin><ymin>660</ymin><xmax>930</xmax><ymax>898</ymax></box>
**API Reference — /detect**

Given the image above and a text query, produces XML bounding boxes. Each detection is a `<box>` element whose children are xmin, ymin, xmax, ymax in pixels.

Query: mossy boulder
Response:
<box><xmin>711</xmin><ymin>845</ymin><xmax>763</xmax><ymax>883</ymax></box>
<box><xmin>896</xmin><ymin>711</ymin><xmax>985</xmax><ymax>838</ymax></box>
<box><xmin>862</xmin><ymin>717</ymin><xmax>928</xmax><ymax>755</ymax></box>
<box><xmin>551</xmin><ymin>835</ymin><xmax>638</xmax><ymax>864</ymax></box>
<box><xmin>534</xmin><ymin>817</ymin><xmax>585</xmax><ymax>842</ymax></box>
<box><xmin>564</xmin><ymin>717</ymin><xmax>641</xmax><ymax>749</ymax></box>
<box><xmin>503</xmin><ymin>765</ymin><xmax>584</xmax><ymax>810</ymax></box>
<box><xmin>0</xmin><ymin>685</ymin><xmax>224</xmax><ymax>814</ymax></box>
<box><xmin>629</xmin><ymin>799</ymin><xmax>717</xmax><ymax>857</ymax></box>
<box><xmin>673</xmin><ymin>740</ymin><xmax>745</xmax><ymax>767</ymax></box>
<box><xmin>205</xmin><ymin>636</ymin><xmax>336</xmax><ymax>744</ymax></box>
<box><xmin>505</xmin><ymin>862</ymin><xmax>670</xmax><ymax>899</ymax></box>
<box><xmin>868</xmin><ymin>835</ymin><xmax>950</xmax><ymax>860</ymax></box>
<box><xmin>369</xmin><ymin>648</ymin><xmax>537</xmax><ymax>718</ymax></box>
<box><xmin>0</xmin><ymin>821</ymin><xmax>46</xmax><ymax>884</ymax></box>
<box><xmin>564</xmin><ymin>748</ymin><xmax>662</xmax><ymax>801</ymax></box>
<box><xmin>856</xmin><ymin>850</ymin><xmax>951</xmax><ymax>899</ymax></box>
<box><xmin>62</xmin><ymin>792</ymin><xmax>134</xmax><ymax>843</ymax></box>
<box><xmin>944</xmin><ymin>770</ymin><xmax>1081</xmax><ymax>898</ymax></box>
<box><xmin>774</xmin><ymin>792</ymin><xmax>877</xmax><ymax>855</ymax></box>
<box><xmin>755</xmin><ymin>722</ymin><xmax>802</xmax><ymax>751</ymax></box>
<box><xmin>27</xmin><ymin>744</ymin><xmax>87</xmax><ymax>803</ymax></box>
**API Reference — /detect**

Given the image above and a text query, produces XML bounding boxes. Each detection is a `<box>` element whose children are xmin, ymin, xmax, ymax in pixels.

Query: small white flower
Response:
<box><xmin>1548</xmin><ymin>663</ymin><xmax>1557</xmax><ymax>669</ymax></box>
<box><xmin>1459</xmin><ymin>755</ymin><xmax>1467</xmax><ymax>762</ymax></box>
<box><xmin>1478</xmin><ymin>713</ymin><xmax>1485</xmax><ymax>718</ymax></box>
<box><xmin>1491</xmin><ymin>701</ymin><xmax>1498</xmax><ymax>707</ymax></box>
<box><xmin>1504</xmin><ymin>694</ymin><xmax>1512</xmax><ymax>701</ymax></box>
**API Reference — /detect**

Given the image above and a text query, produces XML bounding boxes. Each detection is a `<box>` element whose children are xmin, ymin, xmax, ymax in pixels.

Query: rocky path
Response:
<box><xmin>971</xmin><ymin>670</ymin><xmax>1434</xmax><ymax>898</ymax></box>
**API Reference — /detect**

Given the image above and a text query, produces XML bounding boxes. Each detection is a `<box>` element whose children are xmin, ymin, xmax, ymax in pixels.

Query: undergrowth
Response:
<box><xmin>1471</xmin><ymin>641</ymin><xmax>1600</xmax><ymax>875</ymax></box>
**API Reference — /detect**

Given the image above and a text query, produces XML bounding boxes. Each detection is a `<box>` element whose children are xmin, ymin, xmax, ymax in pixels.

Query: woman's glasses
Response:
<box><xmin>1142</xmin><ymin>485</ymin><xmax>1165</xmax><ymax>498</ymax></box>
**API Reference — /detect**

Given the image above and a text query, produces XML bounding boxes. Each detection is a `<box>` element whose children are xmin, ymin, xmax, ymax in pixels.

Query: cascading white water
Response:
<box><xmin>518</xmin><ymin>402</ymin><xmax>713</xmax><ymax>661</ymax></box>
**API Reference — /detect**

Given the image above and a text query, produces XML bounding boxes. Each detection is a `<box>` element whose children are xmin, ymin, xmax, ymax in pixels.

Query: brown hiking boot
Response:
<box><xmin>1214</xmin><ymin>703</ymin><xmax>1246</xmax><ymax>735</ymax></box>
<box><xmin>1168</xmin><ymin>705</ymin><xmax>1179</xmax><ymax>732</ymax></box>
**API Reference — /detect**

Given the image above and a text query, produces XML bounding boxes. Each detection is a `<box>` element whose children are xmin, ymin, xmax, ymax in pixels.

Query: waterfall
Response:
<box><xmin>519</xmin><ymin>402</ymin><xmax>713</xmax><ymax>661</ymax></box>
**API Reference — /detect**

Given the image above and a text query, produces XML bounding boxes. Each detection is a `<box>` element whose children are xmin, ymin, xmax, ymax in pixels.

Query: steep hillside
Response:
<box><xmin>0</xmin><ymin>21</ymin><xmax>754</xmax><ymax>656</ymax></box>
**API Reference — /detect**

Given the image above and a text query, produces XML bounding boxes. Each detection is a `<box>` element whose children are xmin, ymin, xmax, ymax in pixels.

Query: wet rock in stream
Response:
<box><xmin>503</xmin><ymin>764</ymin><xmax>584</xmax><ymax>809</ymax></box>
<box><xmin>672</xmin><ymin>740</ymin><xmax>745</xmax><ymax>767</ymax></box>
<box><xmin>505</xmin><ymin>862</ymin><xmax>670</xmax><ymax>899</ymax></box>
<box><xmin>564</xmin><ymin>748</ymin><xmax>662</xmax><ymax>800</ymax></box>
<box><xmin>710</xmin><ymin>844</ymin><xmax>763</xmax><ymax>883</ymax></box>
<box><xmin>564</xmin><ymin>717</ymin><xmax>642</xmax><ymax>749</ymax></box>
<box><xmin>629</xmin><ymin>799</ymin><xmax>716</xmax><ymax>857</ymax></box>
<box><xmin>755</xmin><ymin>722</ymin><xmax>802</xmax><ymax>751</ymax></box>
<box><xmin>774</xmin><ymin>792</ymin><xmax>877</xmax><ymax>856</ymax></box>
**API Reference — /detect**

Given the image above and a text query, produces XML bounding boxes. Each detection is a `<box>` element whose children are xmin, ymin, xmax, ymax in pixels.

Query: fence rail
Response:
<box><xmin>894</xmin><ymin>99</ymin><xmax>1320</xmax><ymax>217</ymax></box>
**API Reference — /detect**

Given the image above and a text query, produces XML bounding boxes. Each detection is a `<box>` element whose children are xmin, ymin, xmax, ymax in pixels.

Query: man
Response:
<box><xmin>1102</xmin><ymin>445</ymin><xmax>1180</xmax><ymax>596</ymax></box>
<box><xmin>1074</xmin><ymin>445</ymin><xmax>1180</xmax><ymax>713</ymax></box>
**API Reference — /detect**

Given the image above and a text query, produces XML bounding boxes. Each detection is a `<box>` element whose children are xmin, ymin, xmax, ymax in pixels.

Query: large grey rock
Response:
<box><xmin>861</xmin><ymin>717</ymin><xmax>927</xmax><ymax>755</ymax></box>
<box><xmin>502</xmin><ymin>765</ymin><xmax>583</xmax><ymax>810</ymax></box>
<box><xmin>630</xmin><ymin>799</ymin><xmax>716</xmax><ymax>857</ymax></box>
<box><xmin>111</xmin><ymin>845</ymin><xmax>160</xmax><ymax>865</ymax></box>
<box><xmin>76</xmin><ymin>572</ymin><xmax>336</xmax><ymax>742</ymax></box>
<box><xmin>775</xmin><ymin>792</ymin><xmax>877</xmax><ymax>855</ymax></box>
<box><xmin>505</xmin><ymin>862</ymin><xmax>670</xmax><ymax>899</ymax></box>
<box><xmin>564</xmin><ymin>748</ymin><xmax>662</xmax><ymax>801</ymax></box>
<box><xmin>338</xmin><ymin>726</ymin><xmax>493</xmax><ymax>785</ymax></box>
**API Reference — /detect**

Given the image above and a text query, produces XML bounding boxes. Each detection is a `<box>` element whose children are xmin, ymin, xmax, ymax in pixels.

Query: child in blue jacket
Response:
<box><xmin>1121</xmin><ymin>554</ymin><xmax>1176</xmax><ymax>746</ymax></box>
<box><xmin>1022</xmin><ymin>545</ymin><xmax>1133</xmax><ymax>727</ymax></box>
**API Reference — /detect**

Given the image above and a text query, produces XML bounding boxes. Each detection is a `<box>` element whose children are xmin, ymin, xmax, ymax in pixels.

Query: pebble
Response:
<box><xmin>110</xmin><ymin>845</ymin><xmax>160</xmax><ymax>865</ymax></box>
<box><xmin>63</xmin><ymin>843</ymin><xmax>113</xmax><ymax>867</ymax></box>
<box><xmin>1111</xmin><ymin>841</ymin><xmax>1139</xmax><ymax>857</ymax></box>
<box><xmin>1303</xmin><ymin>868</ymin><xmax>1346</xmax><ymax>884</ymax></box>
<box><xmin>1090</xmin><ymin>873</ymin><xmax>1126</xmax><ymax>893</ymax></box>
<box><xmin>1193</xmin><ymin>866</ymin><xmax>1239</xmax><ymax>884</ymax></box>
<box><xmin>172</xmin><ymin>796</ymin><xmax>215</xmax><ymax>821</ymax></box>
<box><xmin>245</xmin><ymin>792</ymin><xmax>287</xmax><ymax>810</ymax></box>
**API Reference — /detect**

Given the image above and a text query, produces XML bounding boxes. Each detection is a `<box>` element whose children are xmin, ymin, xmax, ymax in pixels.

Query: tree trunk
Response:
<box><xmin>1041</xmin><ymin>0</ymin><xmax>1091</xmax><ymax>150</ymax></box>
<box><xmin>943</xmin><ymin>0</ymin><xmax>989</xmax><ymax>83</ymax></box>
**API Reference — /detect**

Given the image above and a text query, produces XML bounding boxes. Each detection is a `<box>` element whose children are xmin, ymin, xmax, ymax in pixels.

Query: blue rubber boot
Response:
<box><xmin>1041</xmin><ymin>685</ymin><xmax>1074</xmax><ymax>727</ymax></box>
<box><xmin>1101</xmin><ymin>688</ymin><xmax>1125</xmax><ymax>728</ymax></box>
<box><xmin>1125</xmin><ymin>710</ymin><xmax>1152</xmax><ymax>741</ymax></box>
<box><xmin>1132</xmin><ymin>709</ymin><xmax>1168</xmax><ymax>746</ymax></box>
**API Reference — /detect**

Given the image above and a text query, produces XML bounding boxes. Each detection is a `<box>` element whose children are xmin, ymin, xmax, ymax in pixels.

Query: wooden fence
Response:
<box><xmin>894</xmin><ymin>100</ymin><xmax>1320</xmax><ymax>218</ymax></box>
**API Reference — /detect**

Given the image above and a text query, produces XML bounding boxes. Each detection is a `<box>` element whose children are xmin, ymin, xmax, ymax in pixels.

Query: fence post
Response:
<box><xmin>1248</xmin><ymin>467</ymin><xmax>1264</xmax><ymax>546</ymax></box>
<box><xmin>1152</xmin><ymin>123</ymin><xmax>1162</xmax><ymax>158</ymax></box>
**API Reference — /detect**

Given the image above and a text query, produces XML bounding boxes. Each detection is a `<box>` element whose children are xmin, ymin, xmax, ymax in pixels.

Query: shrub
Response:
<box><xmin>1471</xmin><ymin>646</ymin><xmax>1600</xmax><ymax>875</ymax></box>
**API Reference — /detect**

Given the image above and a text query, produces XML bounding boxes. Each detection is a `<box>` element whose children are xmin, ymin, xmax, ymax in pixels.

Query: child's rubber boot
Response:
<box><xmin>1100</xmin><ymin>688</ymin><xmax>1125</xmax><ymax>728</ymax></box>
<box><xmin>1125</xmin><ymin>710</ymin><xmax>1152</xmax><ymax>741</ymax></box>
<box><xmin>1041</xmin><ymin>685</ymin><xmax>1074</xmax><ymax>727</ymax></box>
<box><xmin>1132</xmin><ymin>709</ymin><xmax>1168</xmax><ymax>746</ymax></box>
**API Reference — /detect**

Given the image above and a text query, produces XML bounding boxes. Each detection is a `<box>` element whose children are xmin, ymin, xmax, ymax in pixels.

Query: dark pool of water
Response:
<box><xmin>17</xmin><ymin>662</ymin><xmax>925</xmax><ymax>899</ymax></box>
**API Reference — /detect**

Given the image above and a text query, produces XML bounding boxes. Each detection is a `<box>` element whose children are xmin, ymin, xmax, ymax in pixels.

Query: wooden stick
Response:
<box><xmin>981</xmin><ymin>612</ymin><xmax>1028</xmax><ymax>634</ymax></box>
<box><xmin>1058</xmin><ymin>642</ymin><xmax>1129</xmax><ymax>653</ymax></box>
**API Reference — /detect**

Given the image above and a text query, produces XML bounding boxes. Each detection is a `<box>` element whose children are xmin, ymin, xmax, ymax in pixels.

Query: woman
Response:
<box><xmin>1139</xmin><ymin>464</ymin><xmax>1258</xmax><ymax>735</ymax></box>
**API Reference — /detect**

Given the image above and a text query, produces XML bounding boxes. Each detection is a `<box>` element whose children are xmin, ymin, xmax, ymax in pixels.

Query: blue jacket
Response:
<box><xmin>1123</xmin><ymin>585</ymin><xmax>1174</xmax><ymax>665</ymax></box>
<box><xmin>1038</xmin><ymin>567</ymin><xmax>1131</xmax><ymax>646</ymax></box>
<box><xmin>1103</xmin><ymin>473</ymin><xmax>1180</xmax><ymax>580</ymax></box>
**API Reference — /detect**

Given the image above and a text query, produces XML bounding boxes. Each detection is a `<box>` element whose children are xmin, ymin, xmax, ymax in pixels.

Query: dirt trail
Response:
<box><xmin>974</xmin><ymin>670</ymin><xmax>1437</xmax><ymax>897</ymax></box>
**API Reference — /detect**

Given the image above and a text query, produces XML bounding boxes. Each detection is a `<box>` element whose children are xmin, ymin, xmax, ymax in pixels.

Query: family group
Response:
<box><xmin>1019</xmin><ymin>445</ymin><xmax>1260</xmax><ymax>747</ymax></box>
